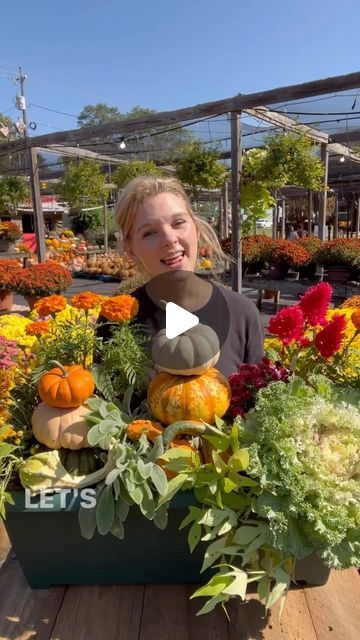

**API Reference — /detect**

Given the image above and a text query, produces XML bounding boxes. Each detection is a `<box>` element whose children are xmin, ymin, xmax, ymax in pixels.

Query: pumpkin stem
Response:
<box><xmin>47</xmin><ymin>360</ymin><xmax>68</xmax><ymax>377</ymax></box>
<box><xmin>163</xmin><ymin>420</ymin><xmax>223</xmax><ymax>448</ymax></box>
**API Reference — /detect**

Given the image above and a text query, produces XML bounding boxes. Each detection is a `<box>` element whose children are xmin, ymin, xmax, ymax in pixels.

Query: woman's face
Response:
<box><xmin>126</xmin><ymin>192</ymin><xmax>198</xmax><ymax>277</ymax></box>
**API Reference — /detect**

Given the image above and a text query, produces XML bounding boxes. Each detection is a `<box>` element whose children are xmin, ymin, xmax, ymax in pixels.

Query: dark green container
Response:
<box><xmin>5</xmin><ymin>490</ymin><xmax>207</xmax><ymax>589</ymax></box>
<box><xmin>5</xmin><ymin>490</ymin><xmax>330</xmax><ymax>589</ymax></box>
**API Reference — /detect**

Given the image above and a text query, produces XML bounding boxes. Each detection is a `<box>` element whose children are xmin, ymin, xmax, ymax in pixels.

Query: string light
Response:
<box><xmin>340</xmin><ymin>155</ymin><xmax>345</xmax><ymax>163</ymax></box>
<box><xmin>118</xmin><ymin>138</ymin><xmax>126</xmax><ymax>149</ymax></box>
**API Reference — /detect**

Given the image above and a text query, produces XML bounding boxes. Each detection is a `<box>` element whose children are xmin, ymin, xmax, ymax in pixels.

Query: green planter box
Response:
<box><xmin>5</xmin><ymin>490</ymin><xmax>330</xmax><ymax>589</ymax></box>
<box><xmin>5</xmin><ymin>490</ymin><xmax>208</xmax><ymax>589</ymax></box>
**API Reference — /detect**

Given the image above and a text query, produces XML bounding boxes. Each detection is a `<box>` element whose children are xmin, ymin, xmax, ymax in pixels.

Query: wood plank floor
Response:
<box><xmin>0</xmin><ymin>542</ymin><xmax>359</xmax><ymax>640</ymax></box>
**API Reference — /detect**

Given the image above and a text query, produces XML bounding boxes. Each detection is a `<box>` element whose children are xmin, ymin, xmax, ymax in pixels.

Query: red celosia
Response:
<box><xmin>268</xmin><ymin>305</ymin><xmax>305</xmax><ymax>345</ymax></box>
<box><xmin>298</xmin><ymin>282</ymin><xmax>333</xmax><ymax>326</ymax></box>
<box><xmin>313</xmin><ymin>313</ymin><xmax>347</xmax><ymax>358</ymax></box>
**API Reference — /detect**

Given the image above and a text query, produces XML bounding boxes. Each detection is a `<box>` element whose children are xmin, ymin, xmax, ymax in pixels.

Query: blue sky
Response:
<box><xmin>1</xmin><ymin>0</ymin><xmax>360</xmax><ymax>136</ymax></box>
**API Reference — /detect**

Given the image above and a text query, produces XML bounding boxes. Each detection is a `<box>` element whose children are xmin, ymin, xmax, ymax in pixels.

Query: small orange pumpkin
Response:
<box><xmin>38</xmin><ymin>360</ymin><xmax>95</xmax><ymax>408</ymax></box>
<box><xmin>125</xmin><ymin>419</ymin><xmax>164</xmax><ymax>442</ymax></box>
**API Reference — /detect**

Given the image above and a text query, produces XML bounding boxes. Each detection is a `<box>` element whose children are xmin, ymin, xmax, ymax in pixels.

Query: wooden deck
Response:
<box><xmin>0</xmin><ymin>523</ymin><xmax>359</xmax><ymax>640</ymax></box>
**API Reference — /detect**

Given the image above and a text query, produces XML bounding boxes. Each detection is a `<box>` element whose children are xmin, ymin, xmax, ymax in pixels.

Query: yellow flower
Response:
<box><xmin>0</xmin><ymin>425</ymin><xmax>16</xmax><ymax>442</ymax></box>
<box><xmin>0</xmin><ymin>315</ymin><xmax>37</xmax><ymax>351</ymax></box>
<box><xmin>351</xmin><ymin>310</ymin><xmax>360</xmax><ymax>330</ymax></box>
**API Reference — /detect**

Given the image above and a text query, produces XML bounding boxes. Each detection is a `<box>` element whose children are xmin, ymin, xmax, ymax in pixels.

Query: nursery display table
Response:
<box><xmin>0</xmin><ymin>250</ymin><xmax>29</xmax><ymax>267</ymax></box>
<box><xmin>243</xmin><ymin>276</ymin><xmax>360</xmax><ymax>309</ymax></box>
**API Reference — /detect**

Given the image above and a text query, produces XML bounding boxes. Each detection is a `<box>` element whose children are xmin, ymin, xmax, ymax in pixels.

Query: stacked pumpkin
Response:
<box><xmin>31</xmin><ymin>361</ymin><xmax>95</xmax><ymax>451</ymax></box>
<box><xmin>147</xmin><ymin>324</ymin><xmax>230</xmax><ymax>427</ymax></box>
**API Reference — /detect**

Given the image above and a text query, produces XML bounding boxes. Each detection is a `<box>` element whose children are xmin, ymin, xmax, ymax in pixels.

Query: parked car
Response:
<box><xmin>256</xmin><ymin>218</ymin><xmax>272</xmax><ymax>229</ymax></box>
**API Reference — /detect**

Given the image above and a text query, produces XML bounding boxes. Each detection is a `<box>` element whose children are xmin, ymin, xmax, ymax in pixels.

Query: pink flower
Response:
<box><xmin>268</xmin><ymin>305</ymin><xmax>305</xmax><ymax>345</ymax></box>
<box><xmin>313</xmin><ymin>313</ymin><xmax>347</xmax><ymax>358</ymax></box>
<box><xmin>299</xmin><ymin>282</ymin><xmax>333</xmax><ymax>326</ymax></box>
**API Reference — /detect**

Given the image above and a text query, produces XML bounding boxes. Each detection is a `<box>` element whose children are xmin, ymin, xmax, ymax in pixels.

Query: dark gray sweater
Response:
<box><xmin>97</xmin><ymin>283</ymin><xmax>264</xmax><ymax>378</ymax></box>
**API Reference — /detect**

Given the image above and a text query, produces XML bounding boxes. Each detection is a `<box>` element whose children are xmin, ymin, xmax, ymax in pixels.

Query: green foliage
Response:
<box><xmin>97</xmin><ymin>323</ymin><xmax>152</xmax><ymax>398</ymax></box>
<box><xmin>175</xmin><ymin>142</ymin><xmax>229</xmax><ymax>198</ymax></box>
<box><xmin>241</xmin><ymin>133</ymin><xmax>324</xmax><ymax>226</ymax></box>
<box><xmin>78</xmin><ymin>397</ymin><xmax>169</xmax><ymax>539</ymax></box>
<box><xmin>0</xmin><ymin>175</ymin><xmax>30</xmax><ymax>213</ymax></box>
<box><xmin>58</xmin><ymin>160</ymin><xmax>108</xmax><ymax>232</ymax></box>
<box><xmin>240</xmin><ymin>183</ymin><xmax>275</xmax><ymax>234</ymax></box>
<box><xmin>0</xmin><ymin>432</ymin><xmax>19</xmax><ymax>519</ymax></box>
<box><xmin>78</xmin><ymin>103</ymin><xmax>123</xmax><ymax>127</ymax></box>
<box><xmin>113</xmin><ymin>161</ymin><xmax>162</xmax><ymax>188</ymax></box>
<box><xmin>243</xmin><ymin>134</ymin><xmax>324</xmax><ymax>190</ymax></box>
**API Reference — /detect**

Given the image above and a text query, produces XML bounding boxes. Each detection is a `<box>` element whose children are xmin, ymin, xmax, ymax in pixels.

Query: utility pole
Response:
<box><xmin>16</xmin><ymin>67</ymin><xmax>46</xmax><ymax>262</ymax></box>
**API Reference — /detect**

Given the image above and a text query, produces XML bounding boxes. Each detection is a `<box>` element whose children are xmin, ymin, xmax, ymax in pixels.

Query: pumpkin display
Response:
<box><xmin>31</xmin><ymin>402</ymin><xmax>91</xmax><ymax>450</ymax></box>
<box><xmin>151</xmin><ymin>324</ymin><xmax>220</xmax><ymax>376</ymax></box>
<box><xmin>38</xmin><ymin>361</ymin><xmax>95</xmax><ymax>408</ymax></box>
<box><xmin>147</xmin><ymin>368</ymin><xmax>231</xmax><ymax>426</ymax></box>
<box><xmin>125</xmin><ymin>419</ymin><xmax>164</xmax><ymax>442</ymax></box>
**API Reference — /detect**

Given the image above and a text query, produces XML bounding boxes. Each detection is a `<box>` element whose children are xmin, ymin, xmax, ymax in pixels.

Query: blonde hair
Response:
<box><xmin>115</xmin><ymin>176</ymin><xmax>230</xmax><ymax>269</ymax></box>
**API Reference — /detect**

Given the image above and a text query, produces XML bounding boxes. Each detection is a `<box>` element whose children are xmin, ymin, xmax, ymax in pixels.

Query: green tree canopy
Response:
<box><xmin>58</xmin><ymin>160</ymin><xmax>108</xmax><ymax>233</ymax></box>
<box><xmin>0</xmin><ymin>175</ymin><xmax>30</xmax><ymax>213</ymax></box>
<box><xmin>174</xmin><ymin>142</ymin><xmax>228</xmax><ymax>199</ymax></box>
<box><xmin>77</xmin><ymin>103</ymin><xmax>193</xmax><ymax>163</ymax></box>
<box><xmin>113</xmin><ymin>160</ymin><xmax>162</xmax><ymax>189</ymax></box>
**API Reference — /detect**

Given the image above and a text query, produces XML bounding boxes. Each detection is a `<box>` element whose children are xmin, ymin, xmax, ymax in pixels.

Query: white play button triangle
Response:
<box><xmin>165</xmin><ymin>302</ymin><xmax>199</xmax><ymax>339</ymax></box>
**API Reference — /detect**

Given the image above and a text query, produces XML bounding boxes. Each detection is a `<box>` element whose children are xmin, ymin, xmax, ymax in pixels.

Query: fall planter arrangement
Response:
<box><xmin>1</xmin><ymin>285</ymin><xmax>360</xmax><ymax>617</ymax></box>
<box><xmin>0</xmin><ymin>259</ymin><xmax>22</xmax><ymax>312</ymax></box>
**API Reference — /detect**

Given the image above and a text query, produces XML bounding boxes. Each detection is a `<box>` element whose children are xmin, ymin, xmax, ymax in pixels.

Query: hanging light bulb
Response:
<box><xmin>340</xmin><ymin>155</ymin><xmax>345</xmax><ymax>163</ymax></box>
<box><xmin>118</xmin><ymin>138</ymin><xmax>126</xmax><ymax>150</ymax></box>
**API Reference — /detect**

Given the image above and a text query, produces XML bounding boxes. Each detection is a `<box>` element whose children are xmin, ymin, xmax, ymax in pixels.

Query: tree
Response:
<box><xmin>0</xmin><ymin>175</ymin><xmax>30</xmax><ymax>213</ymax></box>
<box><xmin>174</xmin><ymin>142</ymin><xmax>228</xmax><ymax>200</ymax></box>
<box><xmin>113</xmin><ymin>160</ymin><xmax>162</xmax><ymax>189</ymax></box>
<box><xmin>58</xmin><ymin>160</ymin><xmax>108</xmax><ymax>233</ymax></box>
<box><xmin>77</xmin><ymin>104</ymin><xmax>123</xmax><ymax>127</ymax></box>
<box><xmin>77</xmin><ymin>103</ymin><xmax>193</xmax><ymax>163</ymax></box>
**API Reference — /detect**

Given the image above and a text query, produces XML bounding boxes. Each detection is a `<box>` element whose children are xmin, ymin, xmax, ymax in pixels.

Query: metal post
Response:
<box><xmin>230</xmin><ymin>113</ymin><xmax>242</xmax><ymax>293</ymax></box>
<box><xmin>308</xmin><ymin>190</ymin><xmax>313</xmax><ymax>236</ymax></box>
<box><xmin>281</xmin><ymin>196</ymin><xmax>286</xmax><ymax>239</ymax></box>
<box><xmin>318</xmin><ymin>143</ymin><xmax>329</xmax><ymax>241</ymax></box>
<box><xmin>29</xmin><ymin>148</ymin><xmax>46</xmax><ymax>262</ymax></box>
<box><xmin>356</xmin><ymin>198</ymin><xmax>360</xmax><ymax>239</ymax></box>
<box><xmin>333</xmin><ymin>194</ymin><xmax>339</xmax><ymax>239</ymax></box>
<box><xmin>222</xmin><ymin>181</ymin><xmax>229</xmax><ymax>239</ymax></box>
<box><xmin>103</xmin><ymin>200</ymin><xmax>108</xmax><ymax>252</ymax></box>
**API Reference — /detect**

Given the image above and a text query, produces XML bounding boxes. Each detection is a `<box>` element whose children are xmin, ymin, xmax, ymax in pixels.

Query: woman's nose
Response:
<box><xmin>160</xmin><ymin>226</ymin><xmax>177</xmax><ymax>245</ymax></box>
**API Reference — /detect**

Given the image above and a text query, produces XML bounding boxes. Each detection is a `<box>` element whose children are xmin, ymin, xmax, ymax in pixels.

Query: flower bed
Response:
<box><xmin>0</xmin><ymin>284</ymin><xmax>360</xmax><ymax>617</ymax></box>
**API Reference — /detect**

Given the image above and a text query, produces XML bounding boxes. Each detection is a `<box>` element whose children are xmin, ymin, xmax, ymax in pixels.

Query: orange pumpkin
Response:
<box><xmin>147</xmin><ymin>368</ymin><xmax>231</xmax><ymax>426</ymax></box>
<box><xmin>125</xmin><ymin>419</ymin><xmax>164</xmax><ymax>442</ymax></box>
<box><xmin>38</xmin><ymin>361</ymin><xmax>95</xmax><ymax>408</ymax></box>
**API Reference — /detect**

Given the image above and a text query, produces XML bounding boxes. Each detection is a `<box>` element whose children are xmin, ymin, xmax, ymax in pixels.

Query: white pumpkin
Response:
<box><xmin>31</xmin><ymin>402</ymin><xmax>91</xmax><ymax>450</ymax></box>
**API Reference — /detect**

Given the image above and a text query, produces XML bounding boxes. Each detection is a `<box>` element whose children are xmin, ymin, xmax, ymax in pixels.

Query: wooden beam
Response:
<box><xmin>231</xmin><ymin>113</ymin><xmax>242</xmax><ymax>293</ymax></box>
<box><xmin>244</xmin><ymin>106</ymin><xmax>329</xmax><ymax>143</ymax></box>
<box><xmin>29</xmin><ymin>148</ymin><xmax>47</xmax><ymax>262</ymax></box>
<box><xmin>222</xmin><ymin>181</ymin><xmax>229</xmax><ymax>240</ymax></box>
<box><xmin>36</xmin><ymin>145</ymin><xmax>126</xmax><ymax>165</ymax></box>
<box><xmin>328</xmin><ymin>142</ymin><xmax>360</xmax><ymax>163</ymax></box>
<box><xmin>2</xmin><ymin>70</ymin><xmax>360</xmax><ymax>153</ymax></box>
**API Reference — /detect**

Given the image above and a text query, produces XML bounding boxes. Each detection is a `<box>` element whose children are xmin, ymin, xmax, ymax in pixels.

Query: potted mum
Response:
<box><xmin>242</xmin><ymin>235</ymin><xmax>274</xmax><ymax>275</ymax></box>
<box><xmin>268</xmin><ymin>239</ymin><xmax>311</xmax><ymax>279</ymax></box>
<box><xmin>0</xmin><ymin>259</ymin><xmax>22</xmax><ymax>312</ymax></box>
<box><xmin>0</xmin><ymin>221</ymin><xmax>22</xmax><ymax>251</ymax></box>
<box><xmin>314</xmin><ymin>239</ymin><xmax>360</xmax><ymax>283</ymax></box>
<box><xmin>13</xmin><ymin>261</ymin><xmax>73</xmax><ymax>309</ymax></box>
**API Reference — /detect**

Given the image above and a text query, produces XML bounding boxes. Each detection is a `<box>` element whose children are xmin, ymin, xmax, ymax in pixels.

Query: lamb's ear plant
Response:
<box><xmin>77</xmin><ymin>397</ymin><xmax>171</xmax><ymax>539</ymax></box>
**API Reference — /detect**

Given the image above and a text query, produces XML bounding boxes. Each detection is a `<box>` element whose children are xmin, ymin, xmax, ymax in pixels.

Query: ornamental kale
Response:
<box><xmin>241</xmin><ymin>376</ymin><xmax>360</xmax><ymax>568</ymax></box>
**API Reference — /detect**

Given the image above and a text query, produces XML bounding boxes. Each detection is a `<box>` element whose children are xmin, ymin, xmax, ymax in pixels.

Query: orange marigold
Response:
<box><xmin>126</xmin><ymin>419</ymin><xmax>164</xmax><ymax>442</ymax></box>
<box><xmin>351</xmin><ymin>310</ymin><xmax>360</xmax><ymax>330</ymax></box>
<box><xmin>34</xmin><ymin>295</ymin><xmax>67</xmax><ymax>316</ymax></box>
<box><xmin>341</xmin><ymin>295</ymin><xmax>360</xmax><ymax>309</ymax></box>
<box><xmin>100</xmin><ymin>295</ymin><xmax>139</xmax><ymax>322</ymax></box>
<box><xmin>26</xmin><ymin>320</ymin><xmax>51</xmax><ymax>336</ymax></box>
<box><xmin>71</xmin><ymin>291</ymin><xmax>103</xmax><ymax>310</ymax></box>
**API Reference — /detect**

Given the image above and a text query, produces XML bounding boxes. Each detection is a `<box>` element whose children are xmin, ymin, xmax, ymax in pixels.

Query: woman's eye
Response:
<box><xmin>173</xmin><ymin>220</ymin><xmax>185</xmax><ymax>227</ymax></box>
<box><xmin>143</xmin><ymin>230</ymin><xmax>156</xmax><ymax>237</ymax></box>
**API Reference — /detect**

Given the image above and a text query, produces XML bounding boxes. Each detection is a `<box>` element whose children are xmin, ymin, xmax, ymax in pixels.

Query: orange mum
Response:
<box><xmin>351</xmin><ymin>309</ymin><xmax>360</xmax><ymax>330</ymax></box>
<box><xmin>71</xmin><ymin>291</ymin><xmax>103</xmax><ymax>310</ymax></box>
<box><xmin>100</xmin><ymin>295</ymin><xmax>139</xmax><ymax>322</ymax></box>
<box><xmin>26</xmin><ymin>320</ymin><xmax>51</xmax><ymax>336</ymax></box>
<box><xmin>34</xmin><ymin>295</ymin><xmax>67</xmax><ymax>316</ymax></box>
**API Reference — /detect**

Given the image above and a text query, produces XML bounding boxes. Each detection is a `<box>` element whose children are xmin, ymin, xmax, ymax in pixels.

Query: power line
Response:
<box><xmin>29</xmin><ymin>103</ymin><xmax>79</xmax><ymax>119</ymax></box>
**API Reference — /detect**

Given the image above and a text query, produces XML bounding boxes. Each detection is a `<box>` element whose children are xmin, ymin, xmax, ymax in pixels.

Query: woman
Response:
<box><xmin>98</xmin><ymin>176</ymin><xmax>264</xmax><ymax>378</ymax></box>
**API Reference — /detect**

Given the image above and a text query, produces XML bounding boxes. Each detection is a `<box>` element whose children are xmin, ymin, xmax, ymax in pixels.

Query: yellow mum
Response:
<box><xmin>0</xmin><ymin>315</ymin><xmax>37</xmax><ymax>351</ymax></box>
